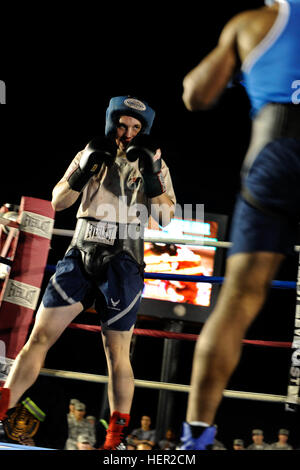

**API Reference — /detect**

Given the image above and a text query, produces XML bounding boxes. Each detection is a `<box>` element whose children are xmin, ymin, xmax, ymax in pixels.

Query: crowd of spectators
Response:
<box><xmin>123</xmin><ymin>420</ymin><xmax>297</xmax><ymax>451</ymax></box>
<box><xmin>0</xmin><ymin>393</ymin><xmax>298</xmax><ymax>451</ymax></box>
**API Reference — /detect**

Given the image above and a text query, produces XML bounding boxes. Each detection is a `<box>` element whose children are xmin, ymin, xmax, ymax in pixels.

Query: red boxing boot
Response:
<box><xmin>101</xmin><ymin>411</ymin><xmax>130</xmax><ymax>450</ymax></box>
<box><xmin>0</xmin><ymin>387</ymin><xmax>10</xmax><ymax>421</ymax></box>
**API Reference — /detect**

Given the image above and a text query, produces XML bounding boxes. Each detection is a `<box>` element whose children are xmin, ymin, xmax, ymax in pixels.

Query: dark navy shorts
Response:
<box><xmin>229</xmin><ymin>138</ymin><xmax>300</xmax><ymax>257</ymax></box>
<box><xmin>42</xmin><ymin>248</ymin><xmax>145</xmax><ymax>331</ymax></box>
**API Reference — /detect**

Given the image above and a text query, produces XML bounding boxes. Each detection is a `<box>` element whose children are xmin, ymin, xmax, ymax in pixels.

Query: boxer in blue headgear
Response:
<box><xmin>0</xmin><ymin>92</ymin><xmax>176</xmax><ymax>452</ymax></box>
<box><xmin>105</xmin><ymin>96</ymin><xmax>155</xmax><ymax>138</ymax></box>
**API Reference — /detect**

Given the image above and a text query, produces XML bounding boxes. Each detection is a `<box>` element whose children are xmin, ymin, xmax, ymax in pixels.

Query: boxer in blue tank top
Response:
<box><xmin>180</xmin><ymin>0</ymin><xmax>300</xmax><ymax>450</ymax></box>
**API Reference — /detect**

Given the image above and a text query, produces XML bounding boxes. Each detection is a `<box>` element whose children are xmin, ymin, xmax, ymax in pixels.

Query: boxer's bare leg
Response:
<box><xmin>187</xmin><ymin>251</ymin><xmax>284</xmax><ymax>425</ymax></box>
<box><xmin>4</xmin><ymin>301</ymin><xmax>83</xmax><ymax>408</ymax></box>
<box><xmin>101</xmin><ymin>325</ymin><xmax>135</xmax><ymax>414</ymax></box>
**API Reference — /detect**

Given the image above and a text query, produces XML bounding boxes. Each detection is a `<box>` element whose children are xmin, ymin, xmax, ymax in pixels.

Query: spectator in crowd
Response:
<box><xmin>212</xmin><ymin>426</ymin><xmax>226</xmax><ymax>450</ymax></box>
<box><xmin>233</xmin><ymin>439</ymin><xmax>245</xmax><ymax>450</ymax></box>
<box><xmin>136</xmin><ymin>442</ymin><xmax>153</xmax><ymax>450</ymax></box>
<box><xmin>67</xmin><ymin>399</ymin><xmax>80</xmax><ymax>428</ymax></box>
<box><xmin>76</xmin><ymin>433</ymin><xmax>95</xmax><ymax>450</ymax></box>
<box><xmin>127</xmin><ymin>415</ymin><xmax>156</xmax><ymax>448</ymax></box>
<box><xmin>65</xmin><ymin>402</ymin><xmax>96</xmax><ymax>450</ymax></box>
<box><xmin>247</xmin><ymin>429</ymin><xmax>270</xmax><ymax>450</ymax></box>
<box><xmin>86</xmin><ymin>415</ymin><xmax>96</xmax><ymax>431</ymax></box>
<box><xmin>269</xmin><ymin>429</ymin><xmax>293</xmax><ymax>450</ymax></box>
<box><xmin>126</xmin><ymin>437</ymin><xmax>137</xmax><ymax>450</ymax></box>
<box><xmin>158</xmin><ymin>429</ymin><xmax>177</xmax><ymax>450</ymax></box>
<box><xmin>86</xmin><ymin>415</ymin><xmax>96</xmax><ymax>423</ymax></box>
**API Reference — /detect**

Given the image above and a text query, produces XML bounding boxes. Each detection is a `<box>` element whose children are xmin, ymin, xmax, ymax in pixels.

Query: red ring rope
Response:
<box><xmin>68</xmin><ymin>322</ymin><xmax>292</xmax><ymax>348</ymax></box>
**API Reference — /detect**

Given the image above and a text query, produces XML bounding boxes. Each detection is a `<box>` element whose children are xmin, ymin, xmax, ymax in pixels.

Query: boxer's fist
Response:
<box><xmin>126</xmin><ymin>135</ymin><xmax>166</xmax><ymax>198</ymax></box>
<box><xmin>67</xmin><ymin>136</ymin><xmax>117</xmax><ymax>192</ymax></box>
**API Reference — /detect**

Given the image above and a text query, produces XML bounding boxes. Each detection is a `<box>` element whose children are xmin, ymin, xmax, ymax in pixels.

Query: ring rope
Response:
<box><xmin>45</xmin><ymin>265</ymin><xmax>296</xmax><ymax>290</ymax></box>
<box><xmin>51</xmin><ymin>227</ymin><xmax>300</xmax><ymax>252</ymax></box>
<box><xmin>39</xmin><ymin>367</ymin><xmax>300</xmax><ymax>404</ymax></box>
<box><xmin>1</xmin><ymin>218</ymin><xmax>300</xmax><ymax>251</ymax></box>
<box><xmin>67</xmin><ymin>322</ymin><xmax>292</xmax><ymax>348</ymax></box>
<box><xmin>2</xmin><ymin>217</ymin><xmax>298</xmax><ymax>406</ymax></box>
<box><xmin>144</xmin><ymin>273</ymin><xmax>296</xmax><ymax>289</ymax></box>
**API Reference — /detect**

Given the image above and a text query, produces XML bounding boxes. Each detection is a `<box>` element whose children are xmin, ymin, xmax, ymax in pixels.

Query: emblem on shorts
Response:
<box><xmin>109</xmin><ymin>298</ymin><xmax>121</xmax><ymax>310</ymax></box>
<box><xmin>111</xmin><ymin>298</ymin><xmax>120</xmax><ymax>307</ymax></box>
<box><xmin>124</xmin><ymin>98</ymin><xmax>146</xmax><ymax>111</ymax></box>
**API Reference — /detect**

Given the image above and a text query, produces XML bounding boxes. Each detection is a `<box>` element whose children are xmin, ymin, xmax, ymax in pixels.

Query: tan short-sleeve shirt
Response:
<box><xmin>59</xmin><ymin>148</ymin><xmax>176</xmax><ymax>226</ymax></box>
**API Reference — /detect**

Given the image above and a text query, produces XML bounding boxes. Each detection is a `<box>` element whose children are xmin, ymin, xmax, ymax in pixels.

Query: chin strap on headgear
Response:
<box><xmin>105</xmin><ymin>96</ymin><xmax>155</xmax><ymax>137</ymax></box>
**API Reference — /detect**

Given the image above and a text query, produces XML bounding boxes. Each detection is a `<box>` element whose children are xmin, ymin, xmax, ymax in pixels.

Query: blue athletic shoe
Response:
<box><xmin>179</xmin><ymin>422</ymin><xmax>216</xmax><ymax>450</ymax></box>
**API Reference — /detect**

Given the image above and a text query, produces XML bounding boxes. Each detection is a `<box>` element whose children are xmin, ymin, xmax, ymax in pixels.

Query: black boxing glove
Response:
<box><xmin>126</xmin><ymin>134</ymin><xmax>166</xmax><ymax>198</ymax></box>
<box><xmin>67</xmin><ymin>136</ymin><xmax>117</xmax><ymax>192</ymax></box>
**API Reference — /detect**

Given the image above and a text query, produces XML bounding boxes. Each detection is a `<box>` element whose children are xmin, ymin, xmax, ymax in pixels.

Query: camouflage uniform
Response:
<box><xmin>247</xmin><ymin>442</ymin><xmax>270</xmax><ymax>450</ymax></box>
<box><xmin>247</xmin><ymin>429</ymin><xmax>270</xmax><ymax>450</ymax></box>
<box><xmin>65</xmin><ymin>417</ymin><xmax>96</xmax><ymax>450</ymax></box>
<box><xmin>65</xmin><ymin>402</ymin><xmax>96</xmax><ymax>450</ymax></box>
<box><xmin>269</xmin><ymin>442</ymin><xmax>293</xmax><ymax>450</ymax></box>
<box><xmin>269</xmin><ymin>429</ymin><xmax>293</xmax><ymax>450</ymax></box>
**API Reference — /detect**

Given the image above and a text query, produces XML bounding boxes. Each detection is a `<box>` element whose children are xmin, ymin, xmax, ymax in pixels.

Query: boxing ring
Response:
<box><xmin>0</xmin><ymin>198</ymin><xmax>300</xmax><ymax>450</ymax></box>
<box><xmin>0</xmin><ymin>442</ymin><xmax>52</xmax><ymax>450</ymax></box>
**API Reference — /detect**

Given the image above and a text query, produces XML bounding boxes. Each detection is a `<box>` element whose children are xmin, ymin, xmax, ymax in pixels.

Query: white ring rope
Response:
<box><xmin>39</xmin><ymin>367</ymin><xmax>299</xmax><ymax>404</ymax></box>
<box><xmin>1</xmin><ymin>218</ymin><xmax>299</xmax><ymax>251</ymax></box>
<box><xmin>51</xmin><ymin>227</ymin><xmax>300</xmax><ymax>251</ymax></box>
<box><xmin>52</xmin><ymin>227</ymin><xmax>232</xmax><ymax>247</ymax></box>
<box><xmin>52</xmin><ymin>228</ymin><xmax>75</xmax><ymax>238</ymax></box>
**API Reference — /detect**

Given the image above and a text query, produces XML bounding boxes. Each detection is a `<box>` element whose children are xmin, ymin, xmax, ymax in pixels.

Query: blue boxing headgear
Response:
<box><xmin>105</xmin><ymin>96</ymin><xmax>155</xmax><ymax>137</ymax></box>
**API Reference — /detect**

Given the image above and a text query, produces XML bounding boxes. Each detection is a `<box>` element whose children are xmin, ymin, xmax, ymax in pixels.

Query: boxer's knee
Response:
<box><xmin>26</xmin><ymin>328</ymin><xmax>52</xmax><ymax>349</ymax></box>
<box><xmin>102</xmin><ymin>329</ymin><xmax>133</xmax><ymax>370</ymax></box>
<box><xmin>225</xmin><ymin>251</ymin><xmax>284</xmax><ymax>294</ymax></box>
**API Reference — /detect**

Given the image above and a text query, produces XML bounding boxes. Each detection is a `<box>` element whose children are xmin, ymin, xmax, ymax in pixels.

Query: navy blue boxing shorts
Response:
<box><xmin>228</xmin><ymin>137</ymin><xmax>300</xmax><ymax>257</ymax></box>
<box><xmin>42</xmin><ymin>248</ymin><xmax>144</xmax><ymax>331</ymax></box>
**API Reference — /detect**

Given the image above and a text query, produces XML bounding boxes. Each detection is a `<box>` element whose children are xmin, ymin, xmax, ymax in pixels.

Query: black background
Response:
<box><xmin>1</xmin><ymin>0</ymin><xmax>300</xmax><ymax>451</ymax></box>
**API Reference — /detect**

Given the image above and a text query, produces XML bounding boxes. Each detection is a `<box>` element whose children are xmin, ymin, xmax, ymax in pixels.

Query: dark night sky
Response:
<box><xmin>1</xmin><ymin>0</ymin><xmax>300</xmax><ymax>450</ymax></box>
<box><xmin>1</xmin><ymin>2</ymin><xmax>263</xmax><ymax>217</ymax></box>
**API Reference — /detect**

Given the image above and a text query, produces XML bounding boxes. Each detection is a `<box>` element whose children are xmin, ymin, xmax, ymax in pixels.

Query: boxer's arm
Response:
<box><xmin>182</xmin><ymin>13</ymin><xmax>248</xmax><ymax>110</ymax></box>
<box><xmin>51</xmin><ymin>151</ymin><xmax>83</xmax><ymax>211</ymax></box>
<box><xmin>150</xmin><ymin>193</ymin><xmax>175</xmax><ymax>227</ymax></box>
<box><xmin>148</xmin><ymin>159</ymin><xmax>176</xmax><ymax>227</ymax></box>
<box><xmin>51</xmin><ymin>181</ymin><xmax>81</xmax><ymax>211</ymax></box>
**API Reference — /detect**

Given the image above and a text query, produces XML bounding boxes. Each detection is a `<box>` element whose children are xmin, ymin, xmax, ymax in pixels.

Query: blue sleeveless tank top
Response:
<box><xmin>241</xmin><ymin>0</ymin><xmax>300</xmax><ymax>117</ymax></box>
